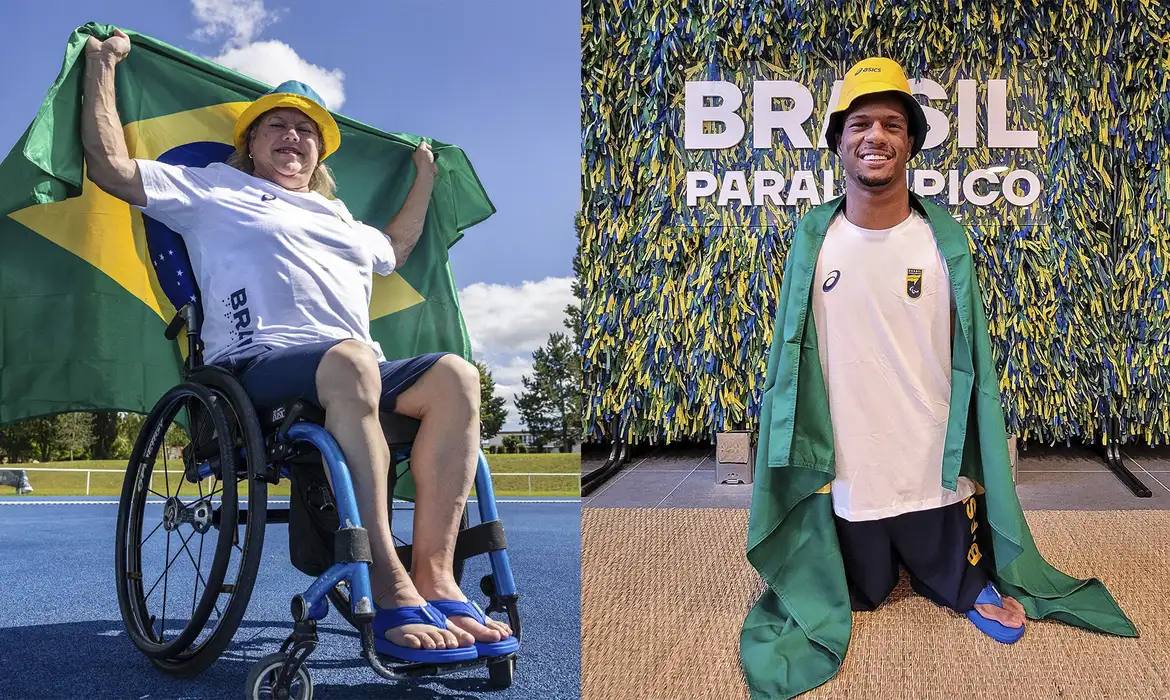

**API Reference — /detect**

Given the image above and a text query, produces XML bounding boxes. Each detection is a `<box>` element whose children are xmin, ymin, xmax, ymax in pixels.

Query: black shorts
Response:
<box><xmin>834</xmin><ymin>495</ymin><xmax>991</xmax><ymax>614</ymax></box>
<box><xmin>213</xmin><ymin>339</ymin><xmax>451</xmax><ymax>414</ymax></box>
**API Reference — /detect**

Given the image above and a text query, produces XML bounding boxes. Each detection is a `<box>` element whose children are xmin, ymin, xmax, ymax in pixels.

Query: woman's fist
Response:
<box><xmin>85</xmin><ymin>29</ymin><xmax>131</xmax><ymax>64</ymax></box>
<box><xmin>413</xmin><ymin>141</ymin><xmax>438</xmax><ymax>178</ymax></box>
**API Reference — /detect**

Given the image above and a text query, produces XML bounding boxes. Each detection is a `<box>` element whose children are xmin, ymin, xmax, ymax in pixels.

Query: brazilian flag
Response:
<box><xmin>0</xmin><ymin>22</ymin><xmax>494</xmax><ymax>426</ymax></box>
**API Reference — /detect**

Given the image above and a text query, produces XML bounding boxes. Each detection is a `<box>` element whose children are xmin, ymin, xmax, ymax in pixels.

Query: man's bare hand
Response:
<box><xmin>85</xmin><ymin>29</ymin><xmax>131</xmax><ymax>64</ymax></box>
<box><xmin>413</xmin><ymin>141</ymin><xmax>438</xmax><ymax>179</ymax></box>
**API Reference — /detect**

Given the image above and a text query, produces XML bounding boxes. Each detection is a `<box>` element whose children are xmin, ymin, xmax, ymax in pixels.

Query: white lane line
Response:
<box><xmin>0</xmin><ymin>498</ymin><xmax>580</xmax><ymax>506</ymax></box>
<box><xmin>588</xmin><ymin>447</ymin><xmax>658</xmax><ymax>499</ymax></box>
<box><xmin>1122</xmin><ymin>453</ymin><xmax>1170</xmax><ymax>494</ymax></box>
<box><xmin>655</xmin><ymin>450</ymin><xmax>713</xmax><ymax>508</ymax></box>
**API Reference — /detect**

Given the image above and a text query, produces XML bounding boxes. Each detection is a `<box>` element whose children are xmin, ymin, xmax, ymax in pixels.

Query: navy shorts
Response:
<box><xmin>834</xmin><ymin>495</ymin><xmax>992</xmax><ymax>614</ymax></box>
<box><xmin>213</xmin><ymin>339</ymin><xmax>451</xmax><ymax>414</ymax></box>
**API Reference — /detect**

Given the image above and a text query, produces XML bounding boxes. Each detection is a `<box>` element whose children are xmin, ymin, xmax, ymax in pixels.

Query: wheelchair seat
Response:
<box><xmin>257</xmin><ymin>399</ymin><xmax>422</xmax><ymax>447</ymax></box>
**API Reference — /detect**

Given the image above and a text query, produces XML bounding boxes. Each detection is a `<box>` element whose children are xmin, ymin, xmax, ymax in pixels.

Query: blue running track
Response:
<box><xmin>0</xmin><ymin>498</ymin><xmax>580</xmax><ymax>700</ymax></box>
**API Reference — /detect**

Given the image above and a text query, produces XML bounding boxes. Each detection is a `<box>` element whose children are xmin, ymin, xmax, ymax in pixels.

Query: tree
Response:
<box><xmin>515</xmin><ymin>332</ymin><xmax>583</xmax><ymax>453</ymax></box>
<box><xmin>55</xmin><ymin>412</ymin><xmax>94</xmax><ymax>461</ymax></box>
<box><xmin>0</xmin><ymin>420</ymin><xmax>39</xmax><ymax>463</ymax></box>
<box><xmin>475</xmin><ymin>360</ymin><xmax>508</xmax><ymax>441</ymax></box>
<box><xmin>502</xmin><ymin>435</ymin><xmax>523</xmax><ymax>454</ymax></box>
<box><xmin>565</xmin><ymin>221</ymin><xmax>586</xmax><ymax>439</ymax></box>
<box><xmin>566</xmin><ymin>221</ymin><xmax>584</xmax><ymax>352</ymax></box>
<box><xmin>91</xmin><ymin>411</ymin><xmax>121</xmax><ymax>459</ymax></box>
<box><xmin>115</xmin><ymin>413</ymin><xmax>147</xmax><ymax>459</ymax></box>
<box><xmin>22</xmin><ymin>418</ymin><xmax>57</xmax><ymax>462</ymax></box>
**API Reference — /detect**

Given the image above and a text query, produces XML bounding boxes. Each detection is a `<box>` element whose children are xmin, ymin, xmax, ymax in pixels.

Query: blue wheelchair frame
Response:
<box><xmin>279</xmin><ymin>423</ymin><xmax>517</xmax><ymax>626</ymax></box>
<box><xmin>189</xmin><ymin>421</ymin><xmax>518</xmax><ymax>633</ymax></box>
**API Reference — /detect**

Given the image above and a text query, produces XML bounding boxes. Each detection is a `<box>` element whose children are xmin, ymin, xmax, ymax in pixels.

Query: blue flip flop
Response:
<box><xmin>427</xmin><ymin>599</ymin><xmax>519</xmax><ymax>658</ymax></box>
<box><xmin>371</xmin><ymin>603</ymin><xmax>478</xmax><ymax>663</ymax></box>
<box><xmin>967</xmin><ymin>583</ymin><xmax>1025</xmax><ymax>644</ymax></box>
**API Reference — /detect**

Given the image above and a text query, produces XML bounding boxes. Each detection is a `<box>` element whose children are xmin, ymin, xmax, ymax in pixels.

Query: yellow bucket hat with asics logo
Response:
<box><xmin>826</xmin><ymin>57</ymin><xmax>928</xmax><ymax>159</ymax></box>
<box><xmin>233</xmin><ymin>80</ymin><xmax>342</xmax><ymax>161</ymax></box>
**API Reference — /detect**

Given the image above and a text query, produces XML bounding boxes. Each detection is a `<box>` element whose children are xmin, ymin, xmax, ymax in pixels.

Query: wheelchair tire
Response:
<box><xmin>327</xmin><ymin>506</ymin><xmax>470</xmax><ymax>630</ymax></box>
<box><xmin>245</xmin><ymin>652</ymin><xmax>313</xmax><ymax>700</ymax></box>
<box><xmin>115</xmin><ymin>368</ymin><xmax>268</xmax><ymax>678</ymax></box>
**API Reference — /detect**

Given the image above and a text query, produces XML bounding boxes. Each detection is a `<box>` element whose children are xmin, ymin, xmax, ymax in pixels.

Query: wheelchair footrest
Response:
<box><xmin>394</xmin><ymin>520</ymin><xmax>508</xmax><ymax>567</ymax></box>
<box><xmin>369</xmin><ymin>653</ymin><xmax>502</xmax><ymax>679</ymax></box>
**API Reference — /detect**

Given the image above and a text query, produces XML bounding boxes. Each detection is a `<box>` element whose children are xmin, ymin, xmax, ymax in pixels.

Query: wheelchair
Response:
<box><xmin>113</xmin><ymin>236</ymin><xmax>520</xmax><ymax>699</ymax></box>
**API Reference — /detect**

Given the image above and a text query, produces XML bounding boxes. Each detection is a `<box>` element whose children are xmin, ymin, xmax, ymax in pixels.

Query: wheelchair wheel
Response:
<box><xmin>327</xmin><ymin>506</ymin><xmax>469</xmax><ymax>629</ymax></box>
<box><xmin>115</xmin><ymin>368</ymin><xmax>268</xmax><ymax>677</ymax></box>
<box><xmin>245</xmin><ymin>653</ymin><xmax>313</xmax><ymax>700</ymax></box>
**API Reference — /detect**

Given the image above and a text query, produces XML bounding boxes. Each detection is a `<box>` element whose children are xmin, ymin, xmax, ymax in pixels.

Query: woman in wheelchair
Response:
<box><xmin>82</xmin><ymin>30</ymin><xmax>515</xmax><ymax>665</ymax></box>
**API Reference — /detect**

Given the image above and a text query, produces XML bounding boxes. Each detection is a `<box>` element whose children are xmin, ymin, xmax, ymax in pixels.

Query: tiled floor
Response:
<box><xmin>582</xmin><ymin>442</ymin><xmax>1170</xmax><ymax>510</ymax></box>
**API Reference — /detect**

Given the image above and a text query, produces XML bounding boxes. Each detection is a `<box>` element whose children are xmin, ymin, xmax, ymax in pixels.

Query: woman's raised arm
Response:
<box><xmin>81</xmin><ymin>29</ymin><xmax>146</xmax><ymax>207</ymax></box>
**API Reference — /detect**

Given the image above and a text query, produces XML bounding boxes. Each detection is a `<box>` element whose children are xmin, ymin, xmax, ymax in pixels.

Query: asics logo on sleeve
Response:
<box><xmin>823</xmin><ymin>270</ymin><xmax>842</xmax><ymax>292</ymax></box>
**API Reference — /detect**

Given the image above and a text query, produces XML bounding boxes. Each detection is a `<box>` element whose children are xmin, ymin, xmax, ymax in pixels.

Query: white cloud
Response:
<box><xmin>460</xmin><ymin>278</ymin><xmax>575</xmax><ymax>355</ymax></box>
<box><xmin>191</xmin><ymin>0</ymin><xmax>278</xmax><ymax>48</ymax></box>
<box><xmin>190</xmin><ymin>0</ymin><xmax>346</xmax><ymax>110</ymax></box>
<box><xmin>460</xmin><ymin>278</ymin><xmax>577</xmax><ymax>431</ymax></box>
<box><xmin>213</xmin><ymin>41</ymin><xmax>346</xmax><ymax>110</ymax></box>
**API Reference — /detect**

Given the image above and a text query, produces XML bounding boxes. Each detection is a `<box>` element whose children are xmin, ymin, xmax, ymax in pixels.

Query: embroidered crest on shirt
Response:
<box><xmin>906</xmin><ymin>268</ymin><xmax>923</xmax><ymax>299</ymax></box>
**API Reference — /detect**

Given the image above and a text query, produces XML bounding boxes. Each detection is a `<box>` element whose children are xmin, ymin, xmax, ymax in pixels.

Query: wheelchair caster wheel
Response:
<box><xmin>245</xmin><ymin>652</ymin><xmax>313</xmax><ymax>700</ymax></box>
<box><xmin>487</xmin><ymin>657</ymin><xmax>514</xmax><ymax>689</ymax></box>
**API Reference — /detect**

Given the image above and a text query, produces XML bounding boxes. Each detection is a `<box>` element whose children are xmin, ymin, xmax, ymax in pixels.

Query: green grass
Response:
<box><xmin>1</xmin><ymin>453</ymin><xmax>581</xmax><ymax>498</ymax></box>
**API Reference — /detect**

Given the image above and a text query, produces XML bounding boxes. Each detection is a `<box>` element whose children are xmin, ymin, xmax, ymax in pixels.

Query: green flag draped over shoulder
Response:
<box><xmin>740</xmin><ymin>194</ymin><xmax>1137</xmax><ymax>700</ymax></box>
<box><xmin>0</xmin><ymin>22</ymin><xmax>494</xmax><ymax>426</ymax></box>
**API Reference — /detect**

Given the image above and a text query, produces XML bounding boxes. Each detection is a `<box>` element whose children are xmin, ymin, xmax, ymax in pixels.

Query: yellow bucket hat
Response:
<box><xmin>233</xmin><ymin>80</ymin><xmax>342</xmax><ymax>161</ymax></box>
<box><xmin>826</xmin><ymin>58</ymin><xmax>927</xmax><ymax>158</ymax></box>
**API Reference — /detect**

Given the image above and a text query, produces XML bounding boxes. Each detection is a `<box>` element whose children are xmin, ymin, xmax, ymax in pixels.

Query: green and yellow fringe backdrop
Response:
<box><xmin>580</xmin><ymin>0</ymin><xmax>1170</xmax><ymax>446</ymax></box>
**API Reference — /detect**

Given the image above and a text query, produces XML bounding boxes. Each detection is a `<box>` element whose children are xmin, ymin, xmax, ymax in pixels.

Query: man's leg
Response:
<box><xmin>891</xmin><ymin>498</ymin><xmax>1025</xmax><ymax>628</ymax></box>
<box><xmin>391</xmin><ymin>354</ymin><xmax>513</xmax><ymax>643</ymax></box>
<box><xmin>315</xmin><ymin>340</ymin><xmax>464</xmax><ymax>650</ymax></box>
<box><xmin>834</xmin><ymin>515</ymin><xmax>899</xmax><ymax>611</ymax></box>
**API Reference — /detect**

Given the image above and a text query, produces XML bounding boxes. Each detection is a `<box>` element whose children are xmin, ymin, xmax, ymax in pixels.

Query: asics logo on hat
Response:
<box><xmin>854</xmin><ymin>66</ymin><xmax>882</xmax><ymax>75</ymax></box>
<box><xmin>261</xmin><ymin>194</ymin><xmax>276</xmax><ymax>202</ymax></box>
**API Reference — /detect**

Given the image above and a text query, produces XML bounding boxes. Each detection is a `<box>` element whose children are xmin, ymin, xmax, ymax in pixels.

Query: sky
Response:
<box><xmin>0</xmin><ymin>0</ymin><xmax>581</xmax><ymax>431</ymax></box>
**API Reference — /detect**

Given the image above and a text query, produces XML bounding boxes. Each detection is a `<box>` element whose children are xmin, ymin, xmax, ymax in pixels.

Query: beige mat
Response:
<box><xmin>582</xmin><ymin>509</ymin><xmax>1170</xmax><ymax>700</ymax></box>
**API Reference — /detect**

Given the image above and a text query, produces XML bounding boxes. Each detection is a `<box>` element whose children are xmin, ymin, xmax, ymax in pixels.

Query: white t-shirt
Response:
<box><xmin>133</xmin><ymin>160</ymin><xmax>396</xmax><ymax>365</ymax></box>
<box><xmin>812</xmin><ymin>209</ymin><xmax>975</xmax><ymax>522</ymax></box>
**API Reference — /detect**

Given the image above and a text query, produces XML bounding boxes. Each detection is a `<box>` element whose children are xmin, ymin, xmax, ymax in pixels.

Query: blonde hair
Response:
<box><xmin>226</xmin><ymin>115</ymin><xmax>337</xmax><ymax>199</ymax></box>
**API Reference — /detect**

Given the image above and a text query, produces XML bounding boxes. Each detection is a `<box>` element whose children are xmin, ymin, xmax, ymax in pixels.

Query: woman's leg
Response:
<box><xmin>315</xmin><ymin>340</ymin><xmax>470</xmax><ymax>650</ymax></box>
<box><xmin>391</xmin><ymin>354</ymin><xmax>513</xmax><ymax>642</ymax></box>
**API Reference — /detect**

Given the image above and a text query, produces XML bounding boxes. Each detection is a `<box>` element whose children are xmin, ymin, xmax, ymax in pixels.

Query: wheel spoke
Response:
<box><xmin>140</xmin><ymin>519</ymin><xmax>165</xmax><ymax>548</ymax></box>
<box><xmin>190</xmin><ymin>485</ymin><xmax>223</xmax><ymax>507</ymax></box>
<box><xmin>162</xmin><ymin>435</ymin><xmax>171</xmax><ymax>497</ymax></box>
<box><xmin>144</xmin><ymin>528</ymin><xmax>195</xmax><ymax>603</ymax></box>
<box><xmin>147</xmin><ymin>488</ymin><xmax>167</xmax><ymax>500</ymax></box>
<box><xmin>192</xmin><ymin>480</ymin><xmax>207</xmax><ymax>618</ymax></box>
<box><xmin>162</xmin><ymin>527</ymin><xmax>200</xmax><ymax>641</ymax></box>
<box><xmin>182</xmin><ymin>537</ymin><xmax>211</xmax><ymax>619</ymax></box>
<box><xmin>160</xmin><ymin>530</ymin><xmax>171</xmax><ymax>640</ymax></box>
<box><xmin>170</xmin><ymin>437</ymin><xmax>185</xmax><ymax>503</ymax></box>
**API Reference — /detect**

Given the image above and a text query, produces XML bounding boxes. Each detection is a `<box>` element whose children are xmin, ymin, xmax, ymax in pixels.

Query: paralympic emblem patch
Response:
<box><xmin>906</xmin><ymin>268</ymin><xmax>923</xmax><ymax>299</ymax></box>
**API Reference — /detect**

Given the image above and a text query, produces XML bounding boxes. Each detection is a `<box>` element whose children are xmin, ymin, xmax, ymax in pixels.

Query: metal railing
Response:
<box><xmin>7</xmin><ymin>468</ymin><xmax>580</xmax><ymax>496</ymax></box>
